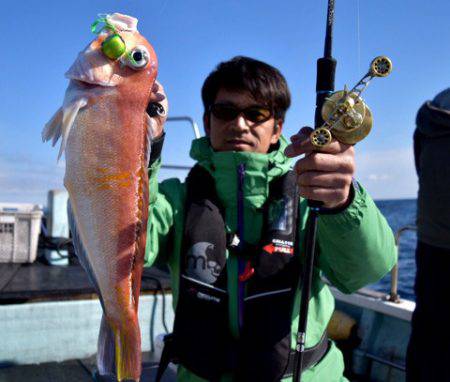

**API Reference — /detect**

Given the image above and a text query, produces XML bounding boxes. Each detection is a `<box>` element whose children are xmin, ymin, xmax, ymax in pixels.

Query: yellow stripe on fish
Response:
<box><xmin>93</xmin><ymin>170</ymin><xmax>132</xmax><ymax>190</ymax></box>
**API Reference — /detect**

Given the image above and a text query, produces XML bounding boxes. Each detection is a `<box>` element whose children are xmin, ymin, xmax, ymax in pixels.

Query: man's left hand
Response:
<box><xmin>284</xmin><ymin>126</ymin><xmax>355</xmax><ymax>209</ymax></box>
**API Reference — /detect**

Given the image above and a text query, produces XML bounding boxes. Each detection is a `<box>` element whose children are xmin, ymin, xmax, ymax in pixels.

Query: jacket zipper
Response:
<box><xmin>237</xmin><ymin>163</ymin><xmax>246</xmax><ymax>333</ymax></box>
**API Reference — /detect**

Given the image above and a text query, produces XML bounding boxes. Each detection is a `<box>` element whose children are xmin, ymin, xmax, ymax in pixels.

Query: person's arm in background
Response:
<box><xmin>413</xmin><ymin>128</ymin><xmax>423</xmax><ymax>176</ymax></box>
<box><xmin>286</xmin><ymin>127</ymin><xmax>396</xmax><ymax>293</ymax></box>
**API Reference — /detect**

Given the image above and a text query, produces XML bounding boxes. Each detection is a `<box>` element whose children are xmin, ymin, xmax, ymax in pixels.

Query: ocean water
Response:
<box><xmin>369</xmin><ymin>199</ymin><xmax>417</xmax><ymax>301</ymax></box>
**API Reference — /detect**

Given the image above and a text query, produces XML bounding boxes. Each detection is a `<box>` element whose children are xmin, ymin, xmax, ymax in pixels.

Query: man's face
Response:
<box><xmin>204</xmin><ymin>88</ymin><xmax>283</xmax><ymax>153</ymax></box>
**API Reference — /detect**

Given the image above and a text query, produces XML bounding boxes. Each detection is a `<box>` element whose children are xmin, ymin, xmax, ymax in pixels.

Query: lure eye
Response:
<box><xmin>126</xmin><ymin>46</ymin><xmax>150</xmax><ymax>70</ymax></box>
<box><xmin>101</xmin><ymin>34</ymin><xmax>126</xmax><ymax>60</ymax></box>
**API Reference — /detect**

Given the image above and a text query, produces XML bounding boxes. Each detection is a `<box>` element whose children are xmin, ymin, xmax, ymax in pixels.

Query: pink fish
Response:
<box><xmin>42</xmin><ymin>13</ymin><xmax>157</xmax><ymax>381</ymax></box>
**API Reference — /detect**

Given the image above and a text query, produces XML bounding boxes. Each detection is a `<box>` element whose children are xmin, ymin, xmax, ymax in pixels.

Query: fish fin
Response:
<box><xmin>69</xmin><ymin>202</ymin><xmax>122</xmax><ymax>378</ymax></box>
<box><xmin>57</xmin><ymin>98</ymin><xmax>88</xmax><ymax>160</ymax></box>
<box><xmin>67</xmin><ymin>201</ymin><xmax>106</xmax><ymax>310</ymax></box>
<box><xmin>42</xmin><ymin>107</ymin><xmax>63</xmax><ymax>145</ymax></box>
<box><xmin>69</xmin><ymin>202</ymin><xmax>142</xmax><ymax>381</ymax></box>
<box><xmin>115</xmin><ymin>322</ymin><xmax>142</xmax><ymax>382</ymax></box>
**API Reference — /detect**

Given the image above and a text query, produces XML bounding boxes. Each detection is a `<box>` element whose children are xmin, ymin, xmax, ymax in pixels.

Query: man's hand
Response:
<box><xmin>147</xmin><ymin>81</ymin><xmax>168</xmax><ymax>139</ymax></box>
<box><xmin>284</xmin><ymin>126</ymin><xmax>355</xmax><ymax>209</ymax></box>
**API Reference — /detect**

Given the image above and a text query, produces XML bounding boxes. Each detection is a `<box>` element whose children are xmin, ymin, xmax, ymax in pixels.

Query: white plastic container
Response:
<box><xmin>0</xmin><ymin>203</ymin><xmax>43</xmax><ymax>263</ymax></box>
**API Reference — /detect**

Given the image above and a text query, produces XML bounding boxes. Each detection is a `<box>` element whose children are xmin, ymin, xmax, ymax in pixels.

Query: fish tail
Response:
<box><xmin>114</xmin><ymin>316</ymin><xmax>142</xmax><ymax>382</ymax></box>
<box><xmin>96</xmin><ymin>314</ymin><xmax>116</xmax><ymax>376</ymax></box>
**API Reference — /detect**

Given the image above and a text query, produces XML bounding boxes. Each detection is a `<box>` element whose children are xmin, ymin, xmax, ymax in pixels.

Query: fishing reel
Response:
<box><xmin>310</xmin><ymin>56</ymin><xmax>392</xmax><ymax>148</ymax></box>
<box><xmin>147</xmin><ymin>102</ymin><xmax>166</xmax><ymax>117</ymax></box>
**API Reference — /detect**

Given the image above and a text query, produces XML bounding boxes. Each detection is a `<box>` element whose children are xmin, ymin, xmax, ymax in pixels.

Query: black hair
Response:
<box><xmin>201</xmin><ymin>56</ymin><xmax>291</xmax><ymax>122</ymax></box>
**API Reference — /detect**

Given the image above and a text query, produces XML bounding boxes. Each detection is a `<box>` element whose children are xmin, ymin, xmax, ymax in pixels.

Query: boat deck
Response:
<box><xmin>0</xmin><ymin>259</ymin><xmax>175</xmax><ymax>381</ymax></box>
<box><xmin>0</xmin><ymin>259</ymin><xmax>413</xmax><ymax>381</ymax></box>
<box><xmin>0</xmin><ymin>352</ymin><xmax>176</xmax><ymax>382</ymax></box>
<box><xmin>0</xmin><ymin>262</ymin><xmax>171</xmax><ymax>302</ymax></box>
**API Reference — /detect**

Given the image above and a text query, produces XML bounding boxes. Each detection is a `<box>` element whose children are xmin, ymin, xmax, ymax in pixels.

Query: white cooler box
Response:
<box><xmin>0</xmin><ymin>203</ymin><xmax>43</xmax><ymax>263</ymax></box>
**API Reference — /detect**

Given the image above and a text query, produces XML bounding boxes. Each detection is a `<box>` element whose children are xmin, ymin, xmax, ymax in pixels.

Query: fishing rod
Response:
<box><xmin>293</xmin><ymin>1</ymin><xmax>393</xmax><ymax>380</ymax></box>
<box><xmin>292</xmin><ymin>1</ymin><xmax>336</xmax><ymax>380</ymax></box>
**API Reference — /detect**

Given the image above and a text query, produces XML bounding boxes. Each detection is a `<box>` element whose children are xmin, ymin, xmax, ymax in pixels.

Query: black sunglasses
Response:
<box><xmin>209</xmin><ymin>103</ymin><xmax>273</xmax><ymax>123</ymax></box>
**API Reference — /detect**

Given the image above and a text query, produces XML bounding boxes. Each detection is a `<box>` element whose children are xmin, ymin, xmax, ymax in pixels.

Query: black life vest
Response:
<box><xmin>170</xmin><ymin>164</ymin><xmax>302</xmax><ymax>381</ymax></box>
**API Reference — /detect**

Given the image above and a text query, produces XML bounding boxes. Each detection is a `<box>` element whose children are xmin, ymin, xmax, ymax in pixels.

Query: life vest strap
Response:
<box><xmin>156</xmin><ymin>331</ymin><xmax>330</xmax><ymax>381</ymax></box>
<box><xmin>284</xmin><ymin>332</ymin><xmax>330</xmax><ymax>377</ymax></box>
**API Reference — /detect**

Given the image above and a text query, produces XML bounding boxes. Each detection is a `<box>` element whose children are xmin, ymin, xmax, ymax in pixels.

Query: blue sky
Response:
<box><xmin>1</xmin><ymin>0</ymin><xmax>449</xmax><ymax>205</ymax></box>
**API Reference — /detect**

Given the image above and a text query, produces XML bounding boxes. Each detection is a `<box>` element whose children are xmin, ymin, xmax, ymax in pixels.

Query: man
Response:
<box><xmin>146</xmin><ymin>56</ymin><xmax>396</xmax><ymax>381</ymax></box>
<box><xmin>406</xmin><ymin>88</ymin><xmax>450</xmax><ymax>382</ymax></box>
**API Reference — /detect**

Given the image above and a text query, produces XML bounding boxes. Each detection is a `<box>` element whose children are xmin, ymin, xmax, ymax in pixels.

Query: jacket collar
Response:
<box><xmin>189</xmin><ymin>136</ymin><xmax>292</xmax><ymax>209</ymax></box>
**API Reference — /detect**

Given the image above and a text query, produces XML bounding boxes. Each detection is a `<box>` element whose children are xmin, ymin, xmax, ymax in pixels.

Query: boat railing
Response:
<box><xmin>160</xmin><ymin>116</ymin><xmax>200</xmax><ymax>171</ymax></box>
<box><xmin>167</xmin><ymin>116</ymin><xmax>201</xmax><ymax>139</ymax></box>
<box><xmin>385</xmin><ymin>225</ymin><xmax>417</xmax><ymax>303</ymax></box>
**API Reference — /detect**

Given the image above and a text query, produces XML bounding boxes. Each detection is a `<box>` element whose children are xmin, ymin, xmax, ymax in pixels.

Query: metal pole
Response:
<box><xmin>167</xmin><ymin>116</ymin><xmax>201</xmax><ymax>139</ymax></box>
<box><xmin>387</xmin><ymin>225</ymin><xmax>417</xmax><ymax>303</ymax></box>
<box><xmin>388</xmin><ymin>263</ymin><xmax>400</xmax><ymax>303</ymax></box>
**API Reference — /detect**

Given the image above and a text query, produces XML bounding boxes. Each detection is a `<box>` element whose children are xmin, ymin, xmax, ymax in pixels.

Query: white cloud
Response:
<box><xmin>0</xmin><ymin>153</ymin><xmax>64</xmax><ymax>205</ymax></box>
<box><xmin>355</xmin><ymin>147</ymin><xmax>418</xmax><ymax>200</ymax></box>
<box><xmin>367</xmin><ymin>173</ymin><xmax>391</xmax><ymax>181</ymax></box>
<box><xmin>0</xmin><ymin>144</ymin><xmax>418</xmax><ymax>205</ymax></box>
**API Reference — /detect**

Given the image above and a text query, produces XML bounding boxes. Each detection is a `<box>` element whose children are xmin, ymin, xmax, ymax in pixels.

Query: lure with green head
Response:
<box><xmin>102</xmin><ymin>34</ymin><xmax>126</xmax><ymax>60</ymax></box>
<box><xmin>91</xmin><ymin>16</ymin><xmax>127</xmax><ymax>60</ymax></box>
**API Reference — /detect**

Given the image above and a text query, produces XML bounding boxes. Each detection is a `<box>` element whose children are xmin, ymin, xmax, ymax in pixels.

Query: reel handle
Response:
<box><xmin>309</xmin><ymin>56</ymin><xmax>392</xmax><ymax>149</ymax></box>
<box><xmin>369</xmin><ymin>56</ymin><xmax>393</xmax><ymax>77</ymax></box>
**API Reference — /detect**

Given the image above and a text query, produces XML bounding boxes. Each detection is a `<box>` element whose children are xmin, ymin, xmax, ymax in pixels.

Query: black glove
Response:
<box><xmin>148</xmin><ymin>131</ymin><xmax>165</xmax><ymax>167</ymax></box>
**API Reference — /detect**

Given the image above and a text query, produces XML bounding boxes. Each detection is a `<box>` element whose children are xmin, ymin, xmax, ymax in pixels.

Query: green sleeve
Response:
<box><xmin>144</xmin><ymin>159</ymin><xmax>182</xmax><ymax>267</ymax></box>
<box><xmin>316</xmin><ymin>182</ymin><xmax>397</xmax><ymax>294</ymax></box>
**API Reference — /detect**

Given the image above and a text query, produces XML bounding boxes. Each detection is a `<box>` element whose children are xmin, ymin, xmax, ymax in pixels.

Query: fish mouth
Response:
<box><xmin>70</xmin><ymin>79</ymin><xmax>104</xmax><ymax>89</ymax></box>
<box><xmin>66</xmin><ymin>73</ymin><xmax>120</xmax><ymax>87</ymax></box>
<box><xmin>65</xmin><ymin>48</ymin><xmax>122</xmax><ymax>87</ymax></box>
<box><xmin>65</xmin><ymin>71</ymin><xmax>120</xmax><ymax>87</ymax></box>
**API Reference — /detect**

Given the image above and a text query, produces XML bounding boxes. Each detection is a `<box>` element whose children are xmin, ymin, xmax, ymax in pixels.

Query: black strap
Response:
<box><xmin>149</xmin><ymin>132</ymin><xmax>166</xmax><ymax>167</ymax></box>
<box><xmin>284</xmin><ymin>332</ymin><xmax>330</xmax><ymax>378</ymax></box>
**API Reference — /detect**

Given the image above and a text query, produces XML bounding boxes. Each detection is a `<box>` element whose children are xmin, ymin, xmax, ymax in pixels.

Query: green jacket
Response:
<box><xmin>145</xmin><ymin>136</ymin><xmax>396</xmax><ymax>382</ymax></box>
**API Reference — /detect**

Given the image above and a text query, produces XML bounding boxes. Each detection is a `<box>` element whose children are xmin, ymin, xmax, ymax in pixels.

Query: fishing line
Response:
<box><xmin>157</xmin><ymin>0</ymin><xmax>169</xmax><ymax>17</ymax></box>
<box><xmin>356</xmin><ymin>0</ymin><xmax>361</xmax><ymax>74</ymax></box>
<box><xmin>91</xmin><ymin>14</ymin><xmax>117</xmax><ymax>35</ymax></box>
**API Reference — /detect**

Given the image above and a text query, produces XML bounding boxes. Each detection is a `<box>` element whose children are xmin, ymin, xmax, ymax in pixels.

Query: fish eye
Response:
<box><xmin>126</xmin><ymin>46</ymin><xmax>149</xmax><ymax>70</ymax></box>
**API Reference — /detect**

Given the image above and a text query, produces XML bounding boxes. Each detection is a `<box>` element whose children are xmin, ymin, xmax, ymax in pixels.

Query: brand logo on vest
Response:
<box><xmin>196</xmin><ymin>291</ymin><xmax>221</xmax><ymax>303</ymax></box>
<box><xmin>263</xmin><ymin>239</ymin><xmax>294</xmax><ymax>256</ymax></box>
<box><xmin>186</xmin><ymin>242</ymin><xmax>222</xmax><ymax>284</ymax></box>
